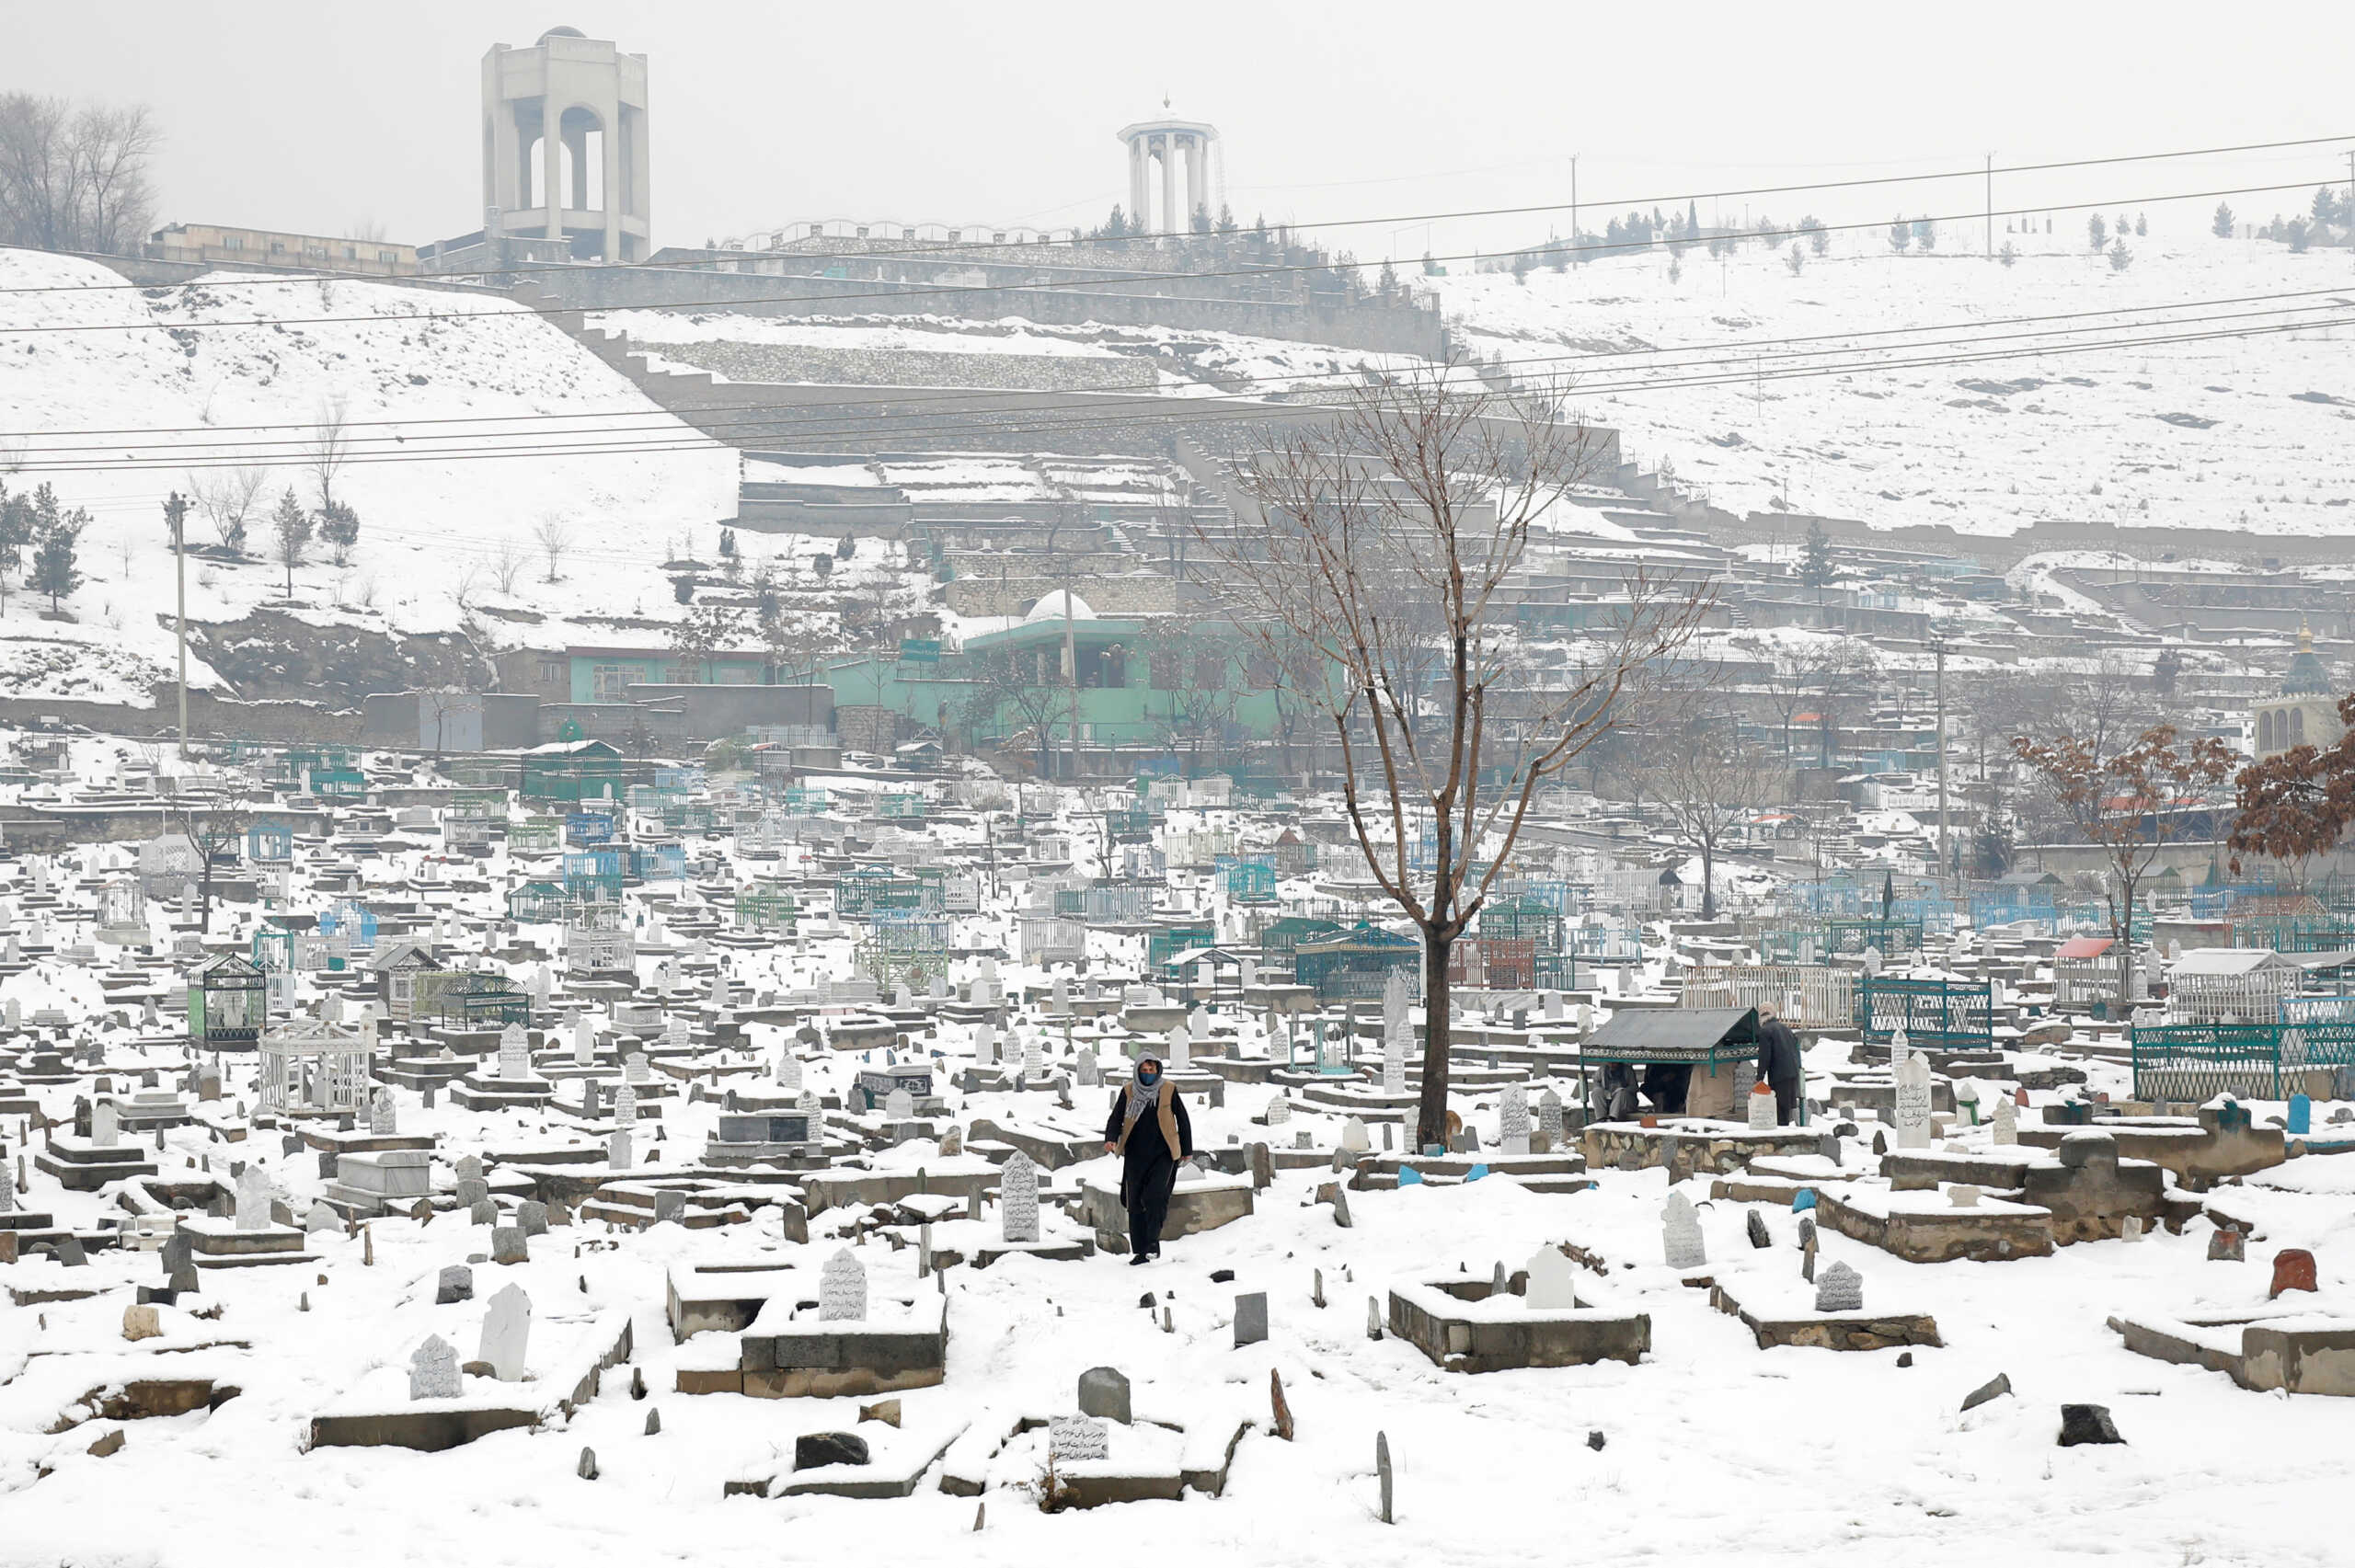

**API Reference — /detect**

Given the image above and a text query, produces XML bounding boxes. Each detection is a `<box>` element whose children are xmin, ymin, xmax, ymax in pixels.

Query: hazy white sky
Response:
<box><xmin>10</xmin><ymin>2</ymin><xmax>2352</xmax><ymax>259</ymax></box>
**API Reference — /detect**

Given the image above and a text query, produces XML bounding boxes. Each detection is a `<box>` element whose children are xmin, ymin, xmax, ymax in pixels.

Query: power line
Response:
<box><xmin>6</xmin><ymin>130</ymin><xmax>2350</xmax><ymax>295</ymax></box>
<box><xmin>7</xmin><ymin>281</ymin><xmax>2350</xmax><ymax>453</ymax></box>
<box><xmin>14</xmin><ymin>305</ymin><xmax>2349</xmax><ymax>475</ymax></box>
<box><xmin>0</xmin><ymin>175</ymin><xmax>2339</xmax><ymax>338</ymax></box>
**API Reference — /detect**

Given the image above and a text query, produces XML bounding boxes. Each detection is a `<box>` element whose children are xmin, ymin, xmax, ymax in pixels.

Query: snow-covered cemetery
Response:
<box><xmin>3</xmin><ymin>14</ymin><xmax>2355</xmax><ymax>1566</ymax></box>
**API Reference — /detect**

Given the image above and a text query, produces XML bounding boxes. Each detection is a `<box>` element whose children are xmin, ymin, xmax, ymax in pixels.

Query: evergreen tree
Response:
<box><xmin>2289</xmin><ymin>217</ymin><xmax>2313</xmax><ymax>254</ymax></box>
<box><xmin>1215</xmin><ymin>203</ymin><xmax>1237</xmax><ymax>235</ymax></box>
<box><xmin>1798</xmin><ymin>520</ymin><xmax>1835</xmax><ymax>593</ymax></box>
<box><xmin>1913</xmin><ymin>215</ymin><xmax>1937</xmax><ymax>250</ymax></box>
<box><xmin>2314</xmin><ymin>185</ymin><xmax>2345</xmax><ymax>226</ymax></box>
<box><xmin>1098</xmin><ymin>205</ymin><xmax>1129</xmax><ymax>239</ymax></box>
<box><xmin>0</xmin><ymin>481</ymin><xmax>28</xmax><ymax>610</ymax></box>
<box><xmin>2212</xmin><ymin>201</ymin><xmax>2234</xmax><ymax>239</ymax></box>
<box><xmin>1190</xmin><ymin>201</ymin><xmax>1211</xmax><ymax>235</ymax></box>
<box><xmin>1377</xmin><ymin>257</ymin><xmax>1398</xmax><ymax>292</ymax></box>
<box><xmin>1798</xmin><ymin>215</ymin><xmax>1829</xmax><ymax>255</ymax></box>
<box><xmin>316</xmin><ymin>499</ymin><xmax>360</xmax><ymax>566</ymax></box>
<box><xmin>270</xmin><ymin>486</ymin><xmax>310</xmax><ymax>597</ymax></box>
<box><xmin>1687</xmin><ymin>199</ymin><xmax>1699</xmax><ymax>235</ymax></box>
<box><xmin>2087</xmin><ymin>212</ymin><xmax>2108</xmax><ymax>251</ymax></box>
<box><xmin>1888</xmin><ymin>214</ymin><xmax>1911</xmax><ymax>253</ymax></box>
<box><xmin>29</xmin><ymin>496</ymin><xmax>84</xmax><ymax>611</ymax></box>
<box><xmin>1511</xmin><ymin>249</ymin><xmax>1533</xmax><ymax>285</ymax></box>
<box><xmin>1998</xmin><ymin>241</ymin><xmax>2018</xmax><ymax>268</ymax></box>
<box><xmin>2108</xmin><ymin>237</ymin><xmax>2133</xmax><ymax>272</ymax></box>
<box><xmin>2134</xmin><ymin>212</ymin><xmax>2146</xmax><ymax>236</ymax></box>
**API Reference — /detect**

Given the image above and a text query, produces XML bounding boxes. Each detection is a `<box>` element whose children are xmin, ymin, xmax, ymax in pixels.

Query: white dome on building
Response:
<box><xmin>1024</xmin><ymin>589</ymin><xmax>1098</xmax><ymax>624</ymax></box>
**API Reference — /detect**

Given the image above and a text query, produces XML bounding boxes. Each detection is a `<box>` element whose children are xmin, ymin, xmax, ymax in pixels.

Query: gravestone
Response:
<box><xmin>369</xmin><ymin>1088</ymin><xmax>396</xmax><ymax>1137</ymax></box>
<box><xmin>1340</xmin><ymin>1117</ymin><xmax>1371</xmax><ymax>1154</ymax></box>
<box><xmin>608</xmin><ymin>1129</ymin><xmax>632</xmax><ymax>1170</ymax></box>
<box><xmin>1747</xmin><ymin>1210</ymin><xmax>1772</xmax><ymax>1249</ymax></box>
<box><xmin>492</xmin><ymin>1226</ymin><xmax>528</xmax><ymax>1265</ymax></box>
<box><xmin>2288</xmin><ymin>1093</ymin><xmax>2312</xmax><ymax>1137</ymax></box>
<box><xmin>436</xmin><ymin>1265</ymin><xmax>473</xmax><ymax>1304</ymax></box>
<box><xmin>1991</xmin><ymin>1095</ymin><xmax>2017</xmax><ymax>1146</ymax></box>
<box><xmin>1524</xmin><ymin>1246</ymin><xmax>1579</xmax><ymax>1310</ymax></box>
<box><xmin>1498</xmin><ymin>1085</ymin><xmax>1531</xmax><ymax>1157</ymax></box>
<box><xmin>777</xmin><ymin>1051</ymin><xmax>803</xmax><ymax>1092</ymax></box>
<box><xmin>1893</xmin><ymin>1052</ymin><xmax>1934</xmax><ymax>1150</ymax></box>
<box><xmin>498</xmin><ymin>1024</ymin><xmax>532</xmax><ymax>1081</ymax></box>
<box><xmin>1265</xmin><ymin>1093</ymin><xmax>1290</xmax><ymax>1127</ymax></box>
<box><xmin>614</xmin><ymin>1082</ymin><xmax>638</xmax><ymax>1129</ymax></box>
<box><xmin>409</xmin><ymin>1334</ymin><xmax>460</xmax><ymax>1400</ymax></box>
<box><xmin>1078</xmin><ymin>1367</ymin><xmax>1132</xmax><ymax>1424</ymax></box>
<box><xmin>1000</xmin><ymin>1151</ymin><xmax>1040</xmax><ymax>1244</ymax></box>
<box><xmin>235</xmin><ymin>1166</ymin><xmax>272</xmax><ymax>1231</ymax></box>
<box><xmin>1814</xmin><ymin>1261</ymin><xmax>1863</xmax><ymax>1313</ymax></box>
<box><xmin>1049</xmin><ymin>1414</ymin><xmax>1109</xmax><ymax>1463</ymax></box>
<box><xmin>1536</xmin><ymin>1088</ymin><xmax>1564</xmax><ymax>1150</ymax></box>
<box><xmin>1662</xmin><ymin>1191</ymin><xmax>1706</xmax><ymax>1269</ymax></box>
<box><xmin>1166</xmin><ymin>1022</ymin><xmax>1191</xmax><ymax>1071</ymax></box>
<box><xmin>884</xmin><ymin>1088</ymin><xmax>915</xmax><ymax>1122</ymax></box>
<box><xmin>819</xmin><ymin>1249</ymin><xmax>867</xmax><ymax>1322</ymax></box>
<box><xmin>626</xmin><ymin>1053</ymin><xmax>649</xmax><ymax>1083</ymax></box>
<box><xmin>1948</xmin><ymin>1184</ymin><xmax>1982</xmax><ymax>1207</ymax></box>
<box><xmin>1746</xmin><ymin>1082</ymin><xmax>1777</xmax><ymax>1131</ymax></box>
<box><xmin>1075</xmin><ymin>1049</ymin><xmax>1099</xmax><ymax>1088</ymax></box>
<box><xmin>478</xmin><ymin>1283</ymin><xmax>531</xmax><ymax>1379</ymax></box>
<box><xmin>91</xmin><ymin>1101</ymin><xmax>120</xmax><ymax>1149</ymax></box>
<box><xmin>1234</xmin><ymin>1291</ymin><xmax>1269</xmax><ymax>1348</ymax></box>
<box><xmin>573</xmin><ymin>1018</ymin><xmax>595</xmax><ymax>1067</ymax></box>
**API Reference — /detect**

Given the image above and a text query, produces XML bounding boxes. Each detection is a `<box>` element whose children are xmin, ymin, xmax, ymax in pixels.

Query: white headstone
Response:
<box><xmin>477</xmin><ymin>1283</ymin><xmax>531</xmax><ymax>1380</ymax></box>
<box><xmin>1524</xmin><ymin>1246</ymin><xmax>1580</xmax><ymax>1310</ymax></box>
<box><xmin>498</xmin><ymin>1024</ymin><xmax>532</xmax><ymax>1081</ymax></box>
<box><xmin>1000</xmin><ymin>1150</ymin><xmax>1041</xmax><ymax>1243</ymax></box>
<box><xmin>818</xmin><ymin>1248</ymin><xmax>867</xmax><ymax>1322</ymax></box>
<box><xmin>90</xmin><ymin>1100</ymin><xmax>120</xmax><ymax>1149</ymax></box>
<box><xmin>1021</xmin><ymin>1031</ymin><xmax>1042</xmax><ymax>1082</ymax></box>
<box><xmin>1747</xmin><ymin>1082</ymin><xmax>1777</xmax><ymax>1131</ymax></box>
<box><xmin>1894</xmin><ymin>1053</ymin><xmax>1934</xmax><ymax>1150</ymax></box>
<box><xmin>626</xmin><ymin>1052</ymin><xmax>649</xmax><ymax>1083</ymax></box>
<box><xmin>608</xmin><ymin>1128</ymin><xmax>631</xmax><ymax>1169</ymax></box>
<box><xmin>1339</xmin><ymin>1116</ymin><xmax>1371</xmax><ymax>1153</ymax></box>
<box><xmin>1382</xmin><ymin>967</ymin><xmax>1410</xmax><ymax>1096</ymax></box>
<box><xmin>235</xmin><ymin>1165</ymin><xmax>271</xmax><ymax>1231</ymax></box>
<box><xmin>1265</xmin><ymin>1092</ymin><xmax>1291</xmax><ymax>1127</ymax></box>
<box><xmin>776</xmin><ymin>1050</ymin><xmax>803</xmax><ymax>1090</ymax></box>
<box><xmin>614</xmin><ymin>1081</ymin><xmax>638</xmax><ymax>1128</ymax></box>
<box><xmin>408</xmin><ymin>1334</ymin><xmax>460</xmax><ymax>1400</ymax></box>
<box><xmin>1049</xmin><ymin>1413</ymin><xmax>1109</xmax><ymax>1463</ymax></box>
<box><xmin>1991</xmin><ymin>1094</ymin><xmax>2018</xmax><ymax>1146</ymax></box>
<box><xmin>573</xmin><ymin>1017</ymin><xmax>595</xmax><ymax>1067</ymax></box>
<box><xmin>370</xmin><ymin>1087</ymin><xmax>396</xmax><ymax>1136</ymax></box>
<box><xmin>1662</xmin><ymin>1190</ymin><xmax>1706</xmax><ymax>1269</ymax></box>
<box><xmin>883</xmin><ymin>1087</ymin><xmax>914</xmax><ymax>1121</ymax></box>
<box><xmin>1499</xmin><ymin>1084</ymin><xmax>1531</xmax><ymax>1156</ymax></box>
<box><xmin>1814</xmin><ymin>1260</ymin><xmax>1863</xmax><ymax>1313</ymax></box>
<box><xmin>1536</xmin><ymin>1088</ymin><xmax>1564</xmax><ymax>1148</ymax></box>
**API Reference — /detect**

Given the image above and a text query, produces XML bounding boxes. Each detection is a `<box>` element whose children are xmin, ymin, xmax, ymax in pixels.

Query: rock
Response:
<box><xmin>1269</xmin><ymin>1368</ymin><xmax>1294</xmax><ymax>1440</ymax></box>
<box><xmin>87</xmin><ymin>1429</ymin><xmax>125</xmax><ymax>1459</ymax></box>
<box><xmin>436</xmin><ymin>1265</ymin><xmax>474</xmax><ymax>1304</ymax></box>
<box><xmin>576</xmin><ymin>1446</ymin><xmax>597</xmax><ymax>1480</ymax></box>
<box><xmin>1897</xmin><ymin>1352</ymin><xmax>1913</xmax><ymax>1368</ymax></box>
<box><xmin>1961</xmin><ymin>1373</ymin><xmax>2013</xmax><ymax>1413</ymax></box>
<box><xmin>1375</xmin><ymin>1430</ymin><xmax>1393</xmax><ymax>1525</ymax></box>
<box><xmin>2057</xmin><ymin>1404</ymin><xmax>2124</xmax><ymax>1447</ymax></box>
<box><xmin>490</xmin><ymin>1227</ymin><xmax>528</xmax><ymax>1266</ymax></box>
<box><xmin>1587</xmin><ymin>1430</ymin><xmax>1605</xmax><ymax>1451</ymax></box>
<box><xmin>2270</xmin><ymin>1248</ymin><xmax>2318</xmax><ymax>1298</ymax></box>
<box><xmin>645</xmin><ymin>1407</ymin><xmax>661</xmax><ymax>1436</ymax></box>
<box><xmin>1077</xmin><ymin>1367</ymin><xmax>1132</xmax><ymax>1424</ymax></box>
<box><xmin>1331</xmin><ymin>1185</ymin><xmax>1353</xmax><ymax>1229</ymax></box>
<box><xmin>794</xmin><ymin>1432</ymin><xmax>870</xmax><ymax>1470</ymax></box>
<box><xmin>856</xmin><ymin>1398</ymin><xmax>902</xmax><ymax>1428</ymax></box>
<box><xmin>1747</xmin><ymin>1210</ymin><xmax>1771</xmax><ymax>1250</ymax></box>
<box><xmin>1210</xmin><ymin>1267</ymin><xmax>1235</xmax><ymax>1283</ymax></box>
<box><xmin>121</xmin><ymin>1304</ymin><xmax>161</xmax><ymax>1342</ymax></box>
<box><xmin>2207</xmin><ymin>1228</ymin><xmax>2245</xmax><ymax>1262</ymax></box>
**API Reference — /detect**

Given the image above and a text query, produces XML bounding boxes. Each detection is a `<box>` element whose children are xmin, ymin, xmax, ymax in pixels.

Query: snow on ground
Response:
<box><xmin>0</xmin><ymin>250</ymin><xmax>741</xmax><ymax>696</ymax></box>
<box><xmin>1431</xmin><ymin>231</ymin><xmax>2355</xmax><ymax>537</ymax></box>
<box><xmin>592</xmin><ymin>307</ymin><xmax>1429</xmax><ymax>397</ymax></box>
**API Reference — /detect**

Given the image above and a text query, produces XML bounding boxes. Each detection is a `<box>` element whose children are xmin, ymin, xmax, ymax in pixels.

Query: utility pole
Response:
<box><xmin>164</xmin><ymin>490</ymin><xmax>190</xmax><ymax>759</ymax></box>
<box><xmin>1932</xmin><ymin>626</ymin><xmax>1953</xmax><ymax>898</ymax></box>
<box><xmin>1984</xmin><ymin>154</ymin><xmax>1993</xmax><ymax>261</ymax></box>
<box><xmin>1569</xmin><ymin>153</ymin><xmax>1579</xmax><ymax>263</ymax></box>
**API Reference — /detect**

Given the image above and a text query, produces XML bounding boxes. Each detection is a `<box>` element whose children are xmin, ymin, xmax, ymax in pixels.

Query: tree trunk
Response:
<box><xmin>1417</xmin><ymin>931</ymin><xmax>1453</xmax><ymax>1152</ymax></box>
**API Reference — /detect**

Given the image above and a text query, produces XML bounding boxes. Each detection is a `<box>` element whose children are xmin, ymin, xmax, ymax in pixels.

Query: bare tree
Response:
<box><xmin>344</xmin><ymin>218</ymin><xmax>388</xmax><ymax>244</ymax></box>
<box><xmin>1638</xmin><ymin>699</ymin><xmax>1778</xmax><ymax>920</ymax></box>
<box><xmin>963</xmin><ymin>646</ymin><xmax>1068</xmax><ymax>777</ymax></box>
<box><xmin>0</xmin><ymin>95</ymin><xmax>158</xmax><ymax>254</ymax></box>
<box><xmin>2013</xmin><ymin>724</ymin><xmax>2236</xmax><ymax>1009</ymax></box>
<box><xmin>187</xmin><ymin>467</ymin><xmax>264</xmax><ymax>554</ymax></box>
<box><xmin>308</xmin><ymin>396</ymin><xmax>352</xmax><ymax>515</ymax></box>
<box><xmin>532</xmin><ymin>517</ymin><xmax>572</xmax><ymax>582</ymax></box>
<box><xmin>174</xmin><ymin>805</ymin><xmax>252</xmax><ymax>930</ymax></box>
<box><xmin>489</xmin><ymin>539</ymin><xmax>527</xmax><ymax>595</ymax></box>
<box><xmin>1207</xmin><ymin>364</ymin><xmax>1710</xmax><ymax>1149</ymax></box>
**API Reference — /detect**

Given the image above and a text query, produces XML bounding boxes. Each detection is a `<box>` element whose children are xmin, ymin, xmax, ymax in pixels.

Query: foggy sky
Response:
<box><xmin>9</xmin><ymin>2</ymin><xmax>2349</xmax><ymax>261</ymax></box>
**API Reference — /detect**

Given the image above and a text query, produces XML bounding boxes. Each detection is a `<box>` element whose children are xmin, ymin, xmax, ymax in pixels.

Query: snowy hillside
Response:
<box><xmin>0</xmin><ymin>250</ymin><xmax>740</xmax><ymax>702</ymax></box>
<box><xmin>1431</xmin><ymin>229</ymin><xmax>2355</xmax><ymax>536</ymax></box>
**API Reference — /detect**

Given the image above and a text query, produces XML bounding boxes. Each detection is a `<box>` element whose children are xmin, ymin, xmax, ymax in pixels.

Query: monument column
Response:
<box><xmin>542</xmin><ymin>117</ymin><xmax>564</xmax><ymax>241</ymax></box>
<box><xmin>1159</xmin><ymin>133</ymin><xmax>1178</xmax><ymax>234</ymax></box>
<box><xmin>1129</xmin><ymin>136</ymin><xmax>1148</xmax><ymax>231</ymax></box>
<box><xmin>1182</xmin><ymin>136</ymin><xmax>1203</xmax><ymax>229</ymax></box>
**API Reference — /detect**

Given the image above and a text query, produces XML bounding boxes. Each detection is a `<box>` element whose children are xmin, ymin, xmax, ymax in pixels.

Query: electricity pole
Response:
<box><xmin>165</xmin><ymin>490</ymin><xmax>190</xmax><ymax>759</ymax></box>
<box><xmin>1984</xmin><ymin>154</ymin><xmax>1993</xmax><ymax>261</ymax></box>
<box><xmin>1931</xmin><ymin>625</ymin><xmax>1953</xmax><ymax>898</ymax></box>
